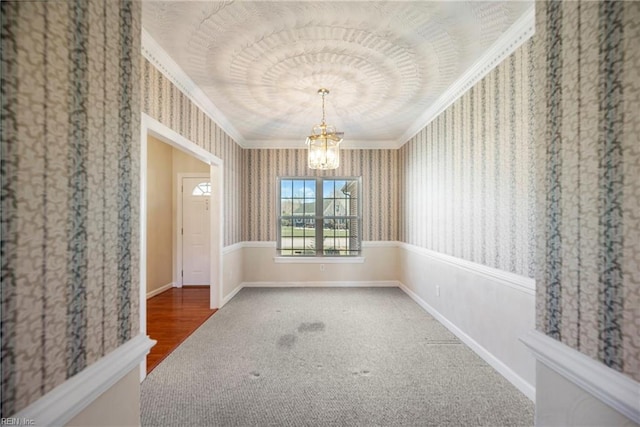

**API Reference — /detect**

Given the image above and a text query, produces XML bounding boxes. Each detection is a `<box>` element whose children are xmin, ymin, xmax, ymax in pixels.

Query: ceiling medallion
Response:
<box><xmin>306</xmin><ymin>88</ymin><xmax>343</xmax><ymax>170</ymax></box>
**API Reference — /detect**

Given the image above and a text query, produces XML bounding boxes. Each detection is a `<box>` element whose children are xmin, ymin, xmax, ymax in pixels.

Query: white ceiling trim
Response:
<box><xmin>142</xmin><ymin>4</ymin><xmax>534</xmax><ymax>151</ymax></box>
<box><xmin>395</xmin><ymin>4</ymin><xmax>535</xmax><ymax>149</ymax></box>
<box><xmin>243</xmin><ymin>139</ymin><xmax>397</xmax><ymax>150</ymax></box>
<box><xmin>141</xmin><ymin>28</ymin><xmax>247</xmax><ymax>147</ymax></box>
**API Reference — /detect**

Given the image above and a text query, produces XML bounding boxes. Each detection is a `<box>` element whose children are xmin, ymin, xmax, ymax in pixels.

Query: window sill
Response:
<box><xmin>273</xmin><ymin>256</ymin><xmax>365</xmax><ymax>264</ymax></box>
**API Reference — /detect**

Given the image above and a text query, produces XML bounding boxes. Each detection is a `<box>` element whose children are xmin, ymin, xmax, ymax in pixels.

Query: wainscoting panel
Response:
<box><xmin>522</xmin><ymin>331</ymin><xmax>640</xmax><ymax>425</ymax></box>
<box><xmin>222</xmin><ymin>244</ymin><xmax>244</xmax><ymax>306</ymax></box>
<box><xmin>397</xmin><ymin>244</ymin><xmax>536</xmax><ymax>400</ymax></box>
<box><xmin>241</xmin><ymin>242</ymin><xmax>398</xmax><ymax>284</ymax></box>
<box><xmin>534</xmin><ymin>362</ymin><xmax>638</xmax><ymax>426</ymax></box>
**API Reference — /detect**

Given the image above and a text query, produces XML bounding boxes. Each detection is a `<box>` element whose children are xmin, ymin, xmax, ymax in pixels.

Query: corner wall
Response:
<box><xmin>530</xmin><ymin>1</ymin><xmax>640</xmax><ymax>424</ymax></box>
<box><xmin>534</xmin><ymin>0</ymin><xmax>639</xmax><ymax>384</ymax></box>
<box><xmin>146</xmin><ymin>136</ymin><xmax>173</xmax><ymax>295</ymax></box>
<box><xmin>397</xmin><ymin>37</ymin><xmax>537</xmax><ymax>399</ymax></box>
<box><xmin>65</xmin><ymin>369</ymin><xmax>140</xmax><ymax>427</ymax></box>
<box><xmin>1</xmin><ymin>0</ymin><xmax>142</xmax><ymax>417</ymax></box>
<box><xmin>397</xmin><ymin>244</ymin><xmax>535</xmax><ymax>398</ymax></box>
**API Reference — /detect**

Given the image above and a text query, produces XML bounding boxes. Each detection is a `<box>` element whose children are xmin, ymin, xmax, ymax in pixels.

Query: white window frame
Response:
<box><xmin>277</xmin><ymin>176</ymin><xmax>362</xmax><ymax>258</ymax></box>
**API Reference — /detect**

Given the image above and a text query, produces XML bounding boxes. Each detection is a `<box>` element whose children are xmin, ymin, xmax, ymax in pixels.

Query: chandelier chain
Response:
<box><xmin>319</xmin><ymin>88</ymin><xmax>328</xmax><ymax>126</ymax></box>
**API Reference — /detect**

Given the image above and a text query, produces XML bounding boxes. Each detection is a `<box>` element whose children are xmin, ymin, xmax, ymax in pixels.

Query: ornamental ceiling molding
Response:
<box><xmin>141</xmin><ymin>4</ymin><xmax>534</xmax><ymax>150</ymax></box>
<box><xmin>396</xmin><ymin>4</ymin><xmax>535</xmax><ymax>148</ymax></box>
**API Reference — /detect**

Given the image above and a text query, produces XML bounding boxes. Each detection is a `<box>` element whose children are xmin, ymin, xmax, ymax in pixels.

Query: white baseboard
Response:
<box><xmin>221</xmin><ymin>284</ymin><xmax>244</xmax><ymax>306</ymax></box>
<box><xmin>146</xmin><ymin>282</ymin><xmax>175</xmax><ymax>299</ymax></box>
<box><xmin>521</xmin><ymin>330</ymin><xmax>640</xmax><ymax>423</ymax></box>
<box><xmin>398</xmin><ymin>282</ymin><xmax>536</xmax><ymax>402</ymax></box>
<box><xmin>242</xmin><ymin>280</ymin><xmax>400</xmax><ymax>288</ymax></box>
<box><xmin>234</xmin><ymin>279</ymin><xmax>535</xmax><ymax>401</ymax></box>
<box><xmin>14</xmin><ymin>334</ymin><xmax>155</xmax><ymax>426</ymax></box>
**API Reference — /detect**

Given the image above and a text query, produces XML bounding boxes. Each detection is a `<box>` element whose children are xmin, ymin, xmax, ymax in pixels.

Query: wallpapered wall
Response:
<box><xmin>399</xmin><ymin>40</ymin><xmax>536</xmax><ymax>279</ymax></box>
<box><xmin>141</xmin><ymin>58</ymin><xmax>243</xmax><ymax>247</ymax></box>
<box><xmin>243</xmin><ymin>149</ymin><xmax>399</xmax><ymax>242</ymax></box>
<box><xmin>1</xmin><ymin>0</ymin><xmax>141</xmax><ymax>416</ymax></box>
<box><xmin>535</xmin><ymin>0</ymin><xmax>639</xmax><ymax>382</ymax></box>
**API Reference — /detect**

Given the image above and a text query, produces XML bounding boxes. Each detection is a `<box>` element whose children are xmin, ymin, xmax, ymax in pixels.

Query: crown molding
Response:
<box><xmin>395</xmin><ymin>4</ymin><xmax>535</xmax><ymax>148</ymax></box>
<box><xmin>242</xmin><ymin>139</ymin><xmax>398</xmax><ymax>150</ymax></box>
<box><xmin>141</xmin><ymin>28</ymin><xmax>246</xmax><ymax>147</ymax></box>
<box><xmin>142</xmin><ymin>5</ymin><xmax>534</xmax><ymax>151</ymax></box>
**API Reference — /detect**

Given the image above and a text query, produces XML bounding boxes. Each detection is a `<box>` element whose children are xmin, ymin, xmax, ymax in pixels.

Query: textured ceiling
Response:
<box><xmin>142</xmin><ymin>1</ymin><xmax>533</xmax><ymax>147</ymax></box>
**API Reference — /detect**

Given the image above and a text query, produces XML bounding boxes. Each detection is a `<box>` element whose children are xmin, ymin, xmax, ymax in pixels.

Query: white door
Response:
<box><xmin>182</xmin><ymin>177</ymin><xmax>210</xmax><ymax>285</ymax></box>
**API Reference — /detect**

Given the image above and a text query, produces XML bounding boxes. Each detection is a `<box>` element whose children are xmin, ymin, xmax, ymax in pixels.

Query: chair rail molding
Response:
<box><xmin>13</xmin><ymin>334</ymin><xmax>155</xmax><ymax>427</ymax></box>
<box><xmin>398</xmin><ymin>242</ymin><xmax>535</xmax><ymax>295</ymax></box>
<box><xmin>521</xmin><ymin>330</ymin><xmax>640</xmax><ymax>424</ymax></box>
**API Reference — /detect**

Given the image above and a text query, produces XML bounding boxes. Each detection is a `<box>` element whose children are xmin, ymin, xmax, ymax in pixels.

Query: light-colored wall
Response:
<box><xmin>535</xmin><ymin>363</ymin><xmax>638</xmax><ymax>427</ymax></box>
<box><xmin>172</xmin><ymin>146</ymin><xmax>210</xmax><ymax>176</ymax></box>
<box><xmin>242</xmin><ymin>244</ymin><xmax>397</xmax><ymax>285</ymax></box>
<box><xmin>1</xmin><ymin>0</ymin><xmax>141</xmax><ymax>416</ymax></box>
<box><xmin>65</xmin><ymin>369</ymin><xmax>140</xmax><ymax>427</ymax></box>
<box><xmin>222</xmin><ymin>246</ymin><xmax>244</xmax><ymax>302</ymax></box>
<box><xmin>398</xmin><ymin>245</ymin><xmax>535</xmax><ymax>397</ymax></box>
<box><xmin>146</xmin><ymin>136</ymin><xmax>173</xmax><ymax>294</ymax></box>
<box><xmin>243</xmin><ymin>149</ymin><xmax>398</xmax><ymax>242</ymax></box>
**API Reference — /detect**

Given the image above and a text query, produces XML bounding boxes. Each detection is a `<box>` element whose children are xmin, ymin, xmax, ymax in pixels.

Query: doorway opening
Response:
<box><xmin>140</xmin><ymin>113</ymin><xmax>223</xmax><ymax>379</ymax></box>
<box><xmin>178</xmin><ymin>174</ymin><xmax>212</xmax><ymax>286</ymax></box>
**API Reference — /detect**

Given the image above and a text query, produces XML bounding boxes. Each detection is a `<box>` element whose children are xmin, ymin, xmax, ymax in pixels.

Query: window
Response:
<box><xmin>191</xmin><ymin>182</ymin><xmax>211</xmax><ymax>196</ymax></box>
<box><xmin>278</xmin><ymin>177</ymin><xmax>361</xmax><ymax>256</ymax></box>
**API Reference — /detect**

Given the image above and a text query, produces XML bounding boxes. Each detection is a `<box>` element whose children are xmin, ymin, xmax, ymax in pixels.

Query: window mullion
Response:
<box><xmin>315</xmin><ymin>178</ymin><xmax>323</xmax><ymax>255</ymax></box>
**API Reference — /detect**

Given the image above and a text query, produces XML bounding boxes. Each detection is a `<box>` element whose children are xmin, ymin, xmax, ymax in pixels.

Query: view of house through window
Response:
<box><xmin>278</xmin><ymin>177</ymin><xmax>361</xmax><ymax>256</ymax></box>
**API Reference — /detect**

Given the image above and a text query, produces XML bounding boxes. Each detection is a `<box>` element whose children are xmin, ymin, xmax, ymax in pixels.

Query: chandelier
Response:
<box><xmin>306</xmin><ymin>88</ymin><xmax>343</xmax><ymax>170</ymax></box>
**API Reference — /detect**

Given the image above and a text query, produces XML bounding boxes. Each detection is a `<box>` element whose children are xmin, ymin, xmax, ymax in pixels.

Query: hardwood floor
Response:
<box><xmin>146</xmin><ymin>286</ymin><xmax>217</xmax><ymax>373</ymax></box>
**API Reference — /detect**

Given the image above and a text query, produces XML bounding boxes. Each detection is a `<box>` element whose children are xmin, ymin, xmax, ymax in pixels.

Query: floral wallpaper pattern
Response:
<box><xmin>399</xmin><ymin>40</ymin><xmax>536</xmax><ymax>279</ymax></box>
<box><xmin>2</xmin><ymin>1</ymin><xmax>637</xmax><ymax>420</ymax></box>
<box><xmin>1</xmin><ymin>0</ymin><xmax>141</xmax><ymax>415</ymax></box>
<box><xmin>535</xmin><ymin>0</ymin><xmax>640</xmax><ymax>382</ymax></box>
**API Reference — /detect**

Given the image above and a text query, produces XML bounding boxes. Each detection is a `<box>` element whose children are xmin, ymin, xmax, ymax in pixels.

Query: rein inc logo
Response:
<box><xmin>1</xmin><ymin>419</ymin><xmax>35</xmax><ymax>426</ymax></box>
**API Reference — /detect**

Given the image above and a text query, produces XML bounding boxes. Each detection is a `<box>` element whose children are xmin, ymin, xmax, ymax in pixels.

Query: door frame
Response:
<box><xmin>177</xmin><ymin>173</ymin><xmax>212</xmax><ymax>287</ymax></box>
<box><xmin>140</xmin><ymin>113</ymin><xmax>223</xmax><ymax>380</ymax></box>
